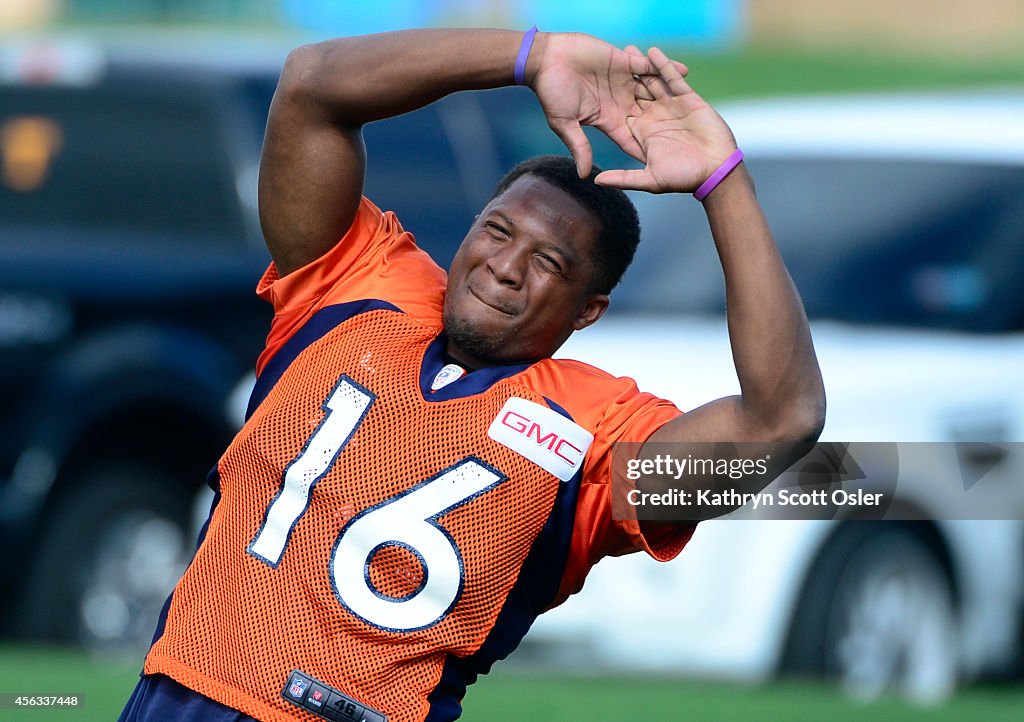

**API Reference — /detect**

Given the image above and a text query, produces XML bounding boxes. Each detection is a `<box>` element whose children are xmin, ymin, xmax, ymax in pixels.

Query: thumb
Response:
<box><xmin>548</xmin><ymin>118</ymin><xmax>593</xmax><ymax>178</ymax></box>
<box><xmin>594</xmin><ymin>168</ymin><xmax>658</xmax><ymax>192</ymax></box>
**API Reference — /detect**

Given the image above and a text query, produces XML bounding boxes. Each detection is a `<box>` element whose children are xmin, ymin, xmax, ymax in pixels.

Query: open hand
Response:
<box><xmin>593</xmin><ymin>47</ymin><xmax>738</xmax><ymax>193</ymax></box>
<box><xmin>529</xmin><ymin>34</ymin><xmax>687</xmax><ymax>177</ymax></box>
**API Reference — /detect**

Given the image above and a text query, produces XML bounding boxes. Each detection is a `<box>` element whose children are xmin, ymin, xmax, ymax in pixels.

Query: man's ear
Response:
<box><xmin>572</xmin><ymin>293</ymin><xmax>610</xmax><ymax>330</ymax></box>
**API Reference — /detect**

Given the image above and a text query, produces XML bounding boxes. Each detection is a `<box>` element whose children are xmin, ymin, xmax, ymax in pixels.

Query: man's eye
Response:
<box><xmin>536</xmin><ymin>254</ymin><xmax>562</xmax><ymax>273</ymax></box>
<box><xmin>485</xmin><ymin>222</ymin><xmax>508</xmax><ymax>237</ymax></box>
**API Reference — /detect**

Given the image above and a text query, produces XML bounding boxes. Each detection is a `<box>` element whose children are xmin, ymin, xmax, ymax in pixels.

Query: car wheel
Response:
<box><xmin>15</xmin><ymin>464</ymin><xmax>192</xmax><ymax>656</ymax></box>
<box><xmin>782</xmin><ymin>523</ymin><xmax>958</xmax><ymax>703</ymax></box>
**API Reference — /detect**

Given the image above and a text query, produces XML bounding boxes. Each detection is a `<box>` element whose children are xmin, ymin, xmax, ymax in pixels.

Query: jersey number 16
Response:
<box><xmin>247</xmin><ymin>376</ymin><xmax>506</xmax><ymax>632</ymax></box>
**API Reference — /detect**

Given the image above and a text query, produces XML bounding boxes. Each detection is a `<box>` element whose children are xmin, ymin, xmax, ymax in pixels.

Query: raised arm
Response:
<box><xmin>259</xmin><ymin>29</ymin><xmax>673</xmax><ymax>276</ymax></box>
<box><xmin>597</xmin><ymin>48</ymin><xmax>825</xmax><ymax>487</ymax></box>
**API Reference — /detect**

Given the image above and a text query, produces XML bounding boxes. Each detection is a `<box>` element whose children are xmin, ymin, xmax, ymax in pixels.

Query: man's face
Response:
<box><xmin>443</xmin><ymin>175</ymin><xmax>609</xmax><ymax>368</ymax></box>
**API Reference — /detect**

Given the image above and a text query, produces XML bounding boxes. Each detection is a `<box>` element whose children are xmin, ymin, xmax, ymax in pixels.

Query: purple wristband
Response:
<box><xmin>514</xmin><ymin>26</ymin><xmax>539</xmax><ymax>85</ymax></box>
<box><xmin>694</xmin><ymin>148</ymin><xmax>745</xmax><ymax>202</ymax></box>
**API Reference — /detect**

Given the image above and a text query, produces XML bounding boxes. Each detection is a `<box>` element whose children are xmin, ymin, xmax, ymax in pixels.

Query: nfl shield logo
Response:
<box><xmin>288</xmin><ymin>678</ymin><xmax>308</xmax><ymax>698</ymax></box>
<box><xmin>430</xmin><ymin>363</ymin><xmax>466</xmax><ymax>391</ymax></box>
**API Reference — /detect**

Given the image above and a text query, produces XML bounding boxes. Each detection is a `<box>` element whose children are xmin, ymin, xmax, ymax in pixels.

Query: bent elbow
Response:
<box><xmin>796</xmin><ymin>398</ymin><xmax>826</xmax><ymax>443</ymax></box>
<box><xmin>784</xmin><ymin>391</ymin><xmax>826</xmax><ymax>444</ymax></box>
<box><xmin>277</xmin><ymin>44</ymin><xmax>323</xmax><ymax>102</ymax></box>
<box><xmin>756</xmin><ymin>392</ymin><xmax>826</xmax><ymax>444</ymax></box>
<box><xmin>276</xmin><ymin>42</ymin><xmax>367</xmax><ymax>127</ymax></box>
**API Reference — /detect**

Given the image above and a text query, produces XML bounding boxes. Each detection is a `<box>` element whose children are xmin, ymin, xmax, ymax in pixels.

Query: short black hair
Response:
<box><xmin>488</xmin><ymin>155</ymin><xmax>640</xmax><ymax>294</ymax></box>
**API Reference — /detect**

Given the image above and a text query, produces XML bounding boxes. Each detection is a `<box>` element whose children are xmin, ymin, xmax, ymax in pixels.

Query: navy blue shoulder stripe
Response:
<box><xmin>246</xmin><ymin>299</ymin><xmax>401</xmax><ymax>420</ymax></box>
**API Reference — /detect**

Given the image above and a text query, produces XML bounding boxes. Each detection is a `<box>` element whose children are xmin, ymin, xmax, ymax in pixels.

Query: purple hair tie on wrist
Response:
<box><xmin>514</xmin><ymin>25</ymin><xmax>539</xmax><ymax>85</ymax></box>
<box><xmin>694</xmin><ymin>148</ymin><xmax>745</xmax><ymax>202</ymax></box>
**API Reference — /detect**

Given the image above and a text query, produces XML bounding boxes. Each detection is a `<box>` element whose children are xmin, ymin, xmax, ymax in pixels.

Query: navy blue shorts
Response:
<box><xmin>118</xmin><ymin>674</ymin><xmax>258</xmax><ymax>722</ymax></box>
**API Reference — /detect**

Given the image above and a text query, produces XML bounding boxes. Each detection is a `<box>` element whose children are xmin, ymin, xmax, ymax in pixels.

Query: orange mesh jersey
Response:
<box><xmin>144</xmin><ymin>198</ymin><xmax>693</xmax><ymax>722</ymax></box>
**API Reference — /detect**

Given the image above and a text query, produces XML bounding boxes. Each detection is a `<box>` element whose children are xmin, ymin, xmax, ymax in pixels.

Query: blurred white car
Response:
<box><xmin>529</xmin><ymin>91</ymin><xmax>1024</xmax><ymax>701</ymax></box>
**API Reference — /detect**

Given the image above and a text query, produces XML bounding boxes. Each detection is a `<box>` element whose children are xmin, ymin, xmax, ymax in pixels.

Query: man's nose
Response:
<box><xmin>486</xmin><ymin>243</ymin><xmax>526</xmax><ymax>288</ymax></box>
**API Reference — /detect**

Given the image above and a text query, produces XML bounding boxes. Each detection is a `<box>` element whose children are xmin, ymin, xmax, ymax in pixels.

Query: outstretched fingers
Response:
<box><xmin>625</xmin><ymin>45</ymin><xmax>689</xmax><ymax>78</ymax></box>
<box><xmin>624</xmin><ymin>48</ymin><xmax>655</xmax><ymax>78</ymax></box>
<box><xmin>648</xmin><ymin>46</ymin><xmax>693</xmax><ymax>96</ymax></box>
<box><xmin>639</xmin><ymin>73</ymin><xmax>670</xmax><ymax>100</ymax></box>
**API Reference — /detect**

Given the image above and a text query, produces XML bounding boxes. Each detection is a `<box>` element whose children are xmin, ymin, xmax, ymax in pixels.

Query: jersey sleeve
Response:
<box><xmin>254</xmin><ymin>197</ymin><xmax>448</xmax><ymax>375</ymax></box>
<box><xmin>552</xmin><ymin>374</ymin><xmax>696</xmax><ymax>608</ymax></box>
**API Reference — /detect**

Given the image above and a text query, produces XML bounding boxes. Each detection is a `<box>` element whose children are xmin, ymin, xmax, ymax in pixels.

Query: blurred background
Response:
<box><xmin>1</xmin><ymin>1</ymin><xmax>1022</xmax><ymax>720</ymax></box>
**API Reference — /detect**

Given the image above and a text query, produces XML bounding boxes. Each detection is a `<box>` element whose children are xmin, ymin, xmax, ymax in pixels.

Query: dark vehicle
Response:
<box><xmin>0</xmin><ymin>40</ymin><xmax>278</xmax><ymax>652</ymax></box>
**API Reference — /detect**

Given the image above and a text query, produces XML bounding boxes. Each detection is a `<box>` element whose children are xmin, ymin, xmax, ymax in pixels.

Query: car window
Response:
<box><xmin>227</xmin><ymin>77</ymin><xmax>489</xmax><ymax>269</ymax></box>
<box><xmin>479</xmin><ymin>87</ymin><xmax>638</xmax><ymax>173</ymax></box>
<box><xmin>619</xmin><ymin>157</ymin><xmax>1024</xmax><ymax>333</ymax></box>
<box><xmin>363</xmin><ymin>106</ymin><xmax>476</xmax><ymax>269</ymax></box>
<box><xmin>0</xmin><ymin>78</ymin><xmax>246</xmax><ymax>244</ymax></box>
<box><xmin>237</xmin><ymin>75</ymin><xmax>277</xmax><ymax>148</ymax></box>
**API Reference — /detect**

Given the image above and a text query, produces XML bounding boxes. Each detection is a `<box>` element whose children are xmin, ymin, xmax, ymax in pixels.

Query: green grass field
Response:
<box><xmin>2</xmin><ymin>645</ymin><xmax>1022</xmax><ymax>722</ymax></box>
<box><xmin>660</xmin><ymin>46</ymin><xmax>1024</xmax><ymax>101</ymax></box>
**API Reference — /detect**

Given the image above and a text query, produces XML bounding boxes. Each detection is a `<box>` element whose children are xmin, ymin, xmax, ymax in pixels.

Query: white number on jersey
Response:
<box><xmin>332</xmin><ymin>458</ymin><xmax>503</xmax><ymax>631</ymax></box>
<box><xmin>248</xmin><ymin>374</ymin><xmax>507</xmax><ymax>631</ymax></box>
<box><xmin>248</xmin><ymin>376</ymin><xmax>373</xmax><ymax>566</ymax></box>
